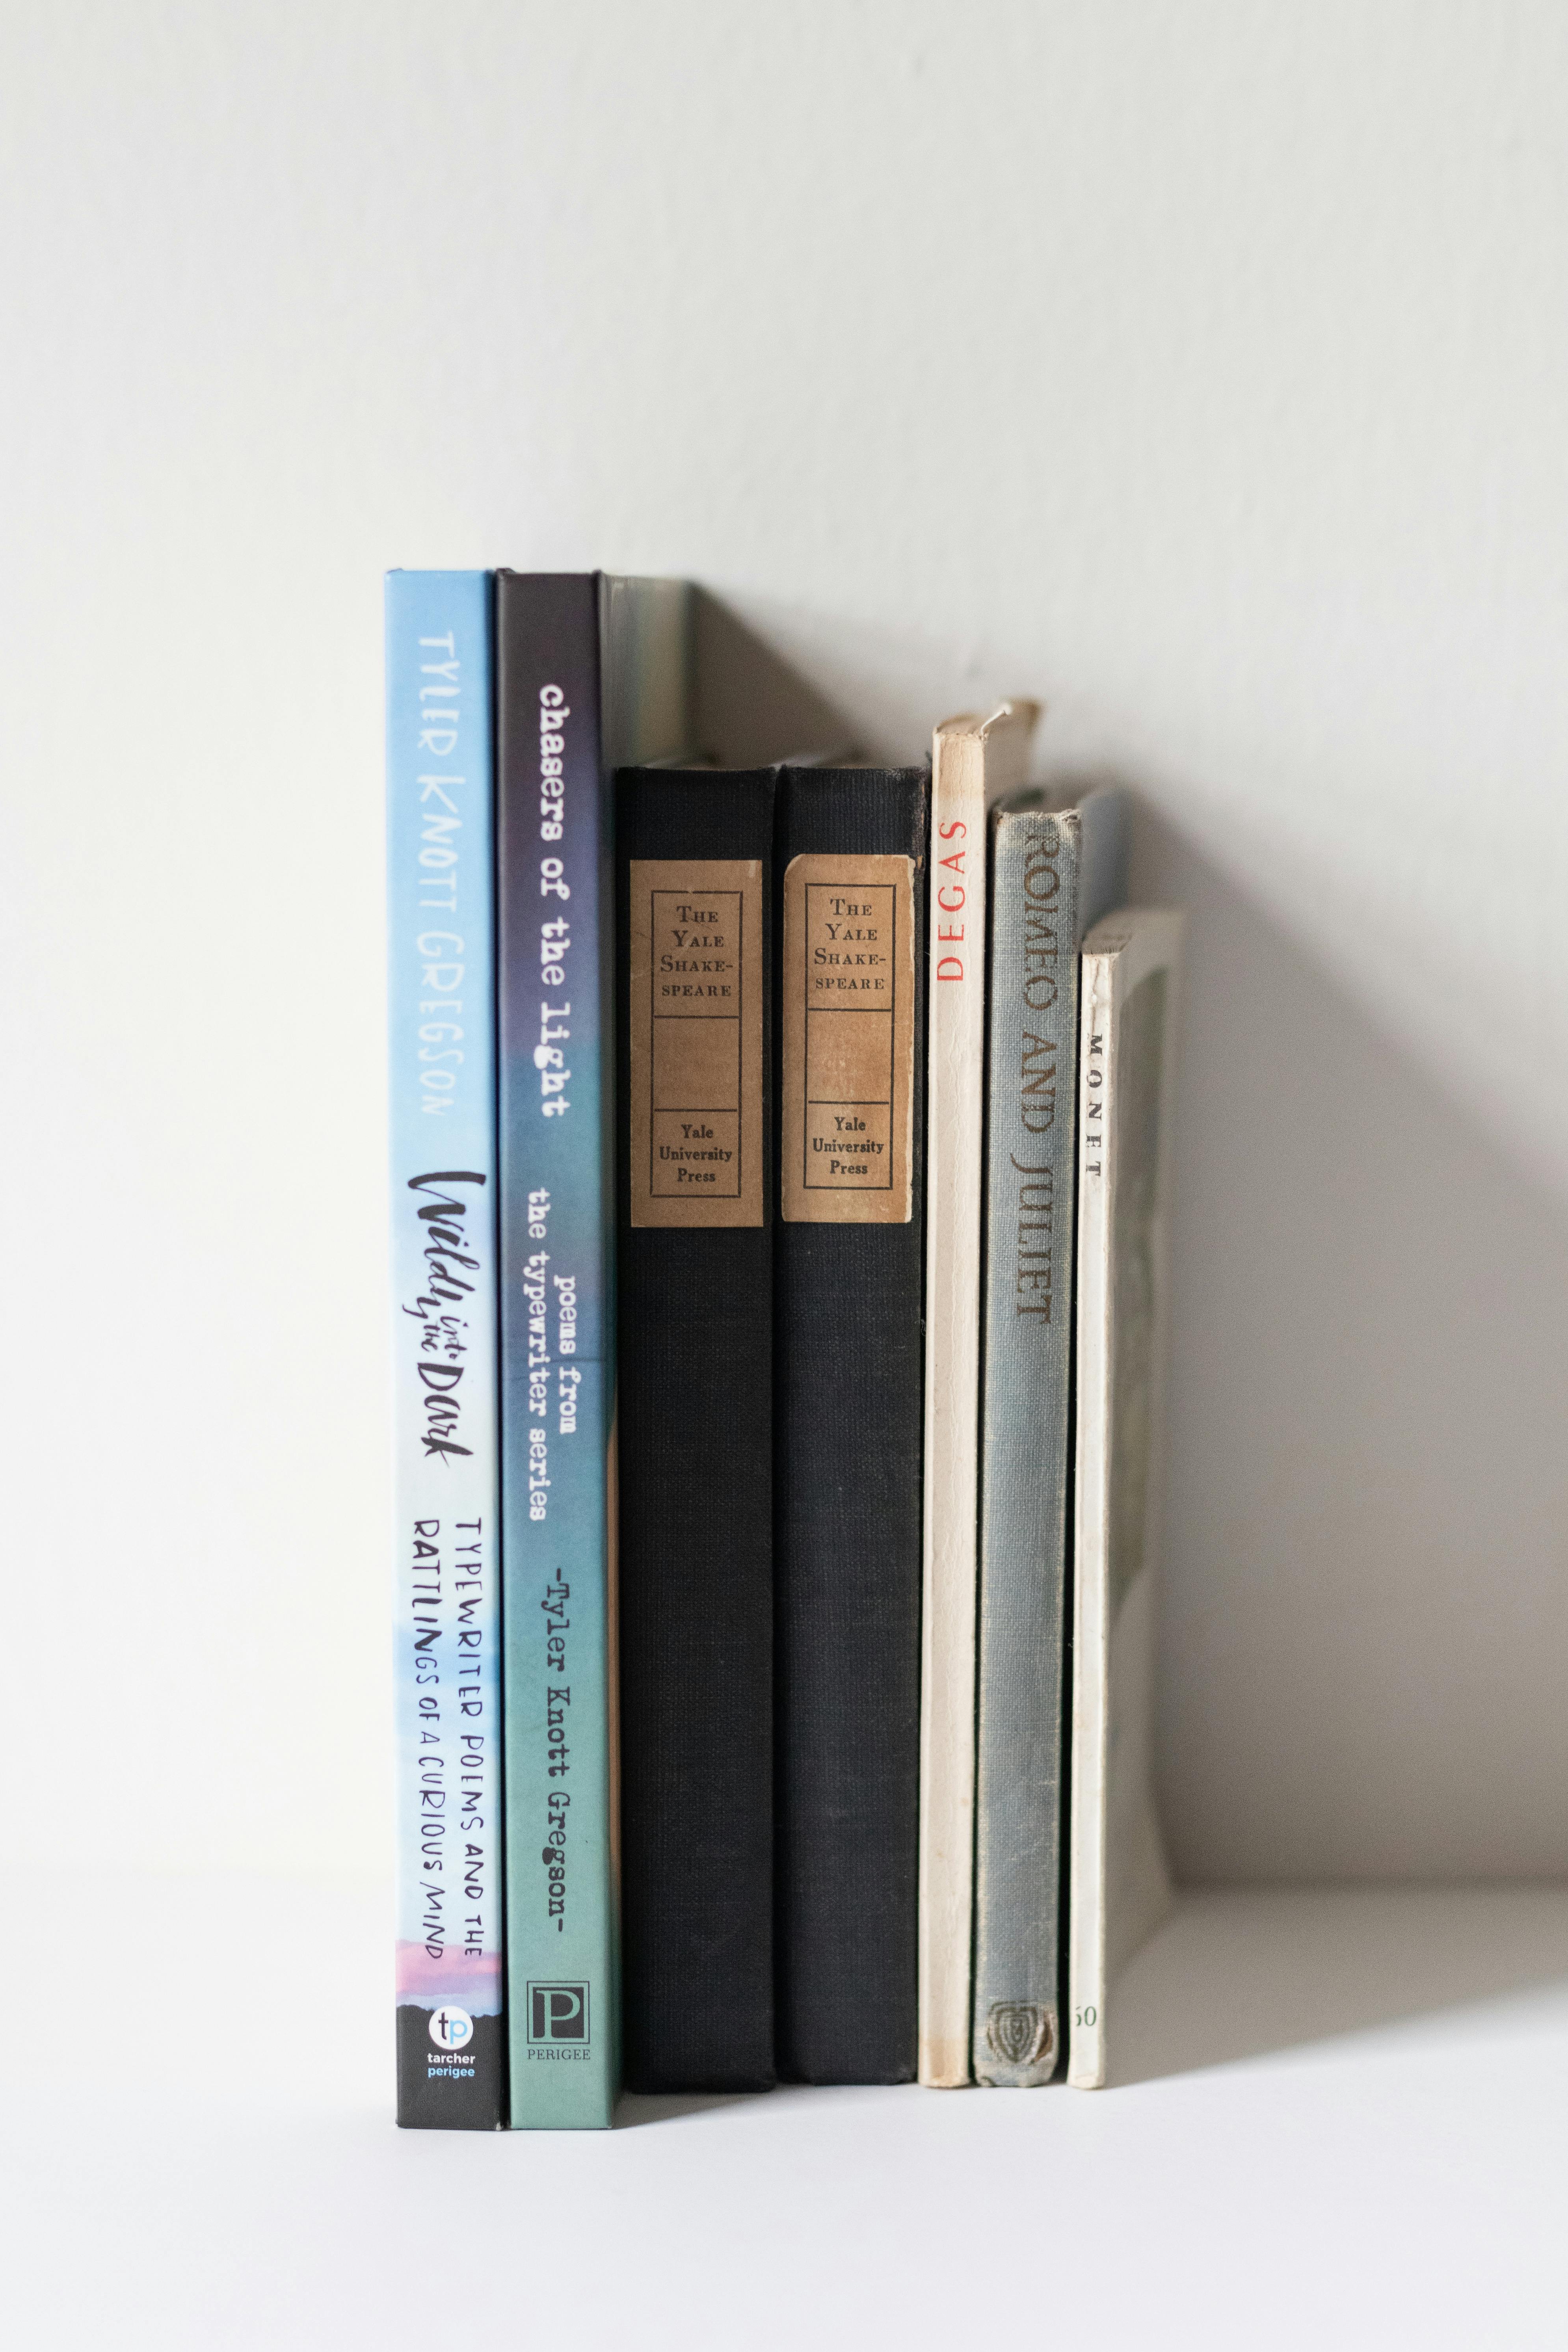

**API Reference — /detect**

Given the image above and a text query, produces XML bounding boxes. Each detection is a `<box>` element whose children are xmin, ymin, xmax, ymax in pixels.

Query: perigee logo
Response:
<box><xmin>527</xmin><ymin>1982</ymin><xmax>589</xmax><ymax>2042</ymax></box>
<box><xmin>428</xmin><ymin>2005</ymin><xmax>475</xmax><ymax>2051</ymax></box>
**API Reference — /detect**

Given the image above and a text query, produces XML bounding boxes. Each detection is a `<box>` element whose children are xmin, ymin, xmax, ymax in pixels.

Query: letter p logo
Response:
<box><xmin>528</xmin><ymin>1981</ymin><xmax>589</xmax><ymax>2042</ymax></box>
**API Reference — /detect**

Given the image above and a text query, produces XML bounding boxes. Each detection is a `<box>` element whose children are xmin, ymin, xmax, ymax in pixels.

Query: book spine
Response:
<box><xmin>616</xmin><ymin>770</ymin><xmax>777</xmax><ymax>2092</ymax></box>
<box><xmin>971</xmin><ymin>808</ymin><xmax>1083</xmax><ymax>2086</ymax></box>
<box><xmin>1067</xmin><ymin>940</ymin><xmax>1114</xmax><ymax>2089</ymax></box>
<box><xmin>497</xmin><ymin>574</ymin><xmax>617</xmax><ymax>2127</ymax></box>
<box><xmin>918</xmin><ymin>736</ymin><xmax>988</xmax><ymax>2085</ymax></box>
<box><xmin>774</xmin><ymin>770</ymin><xmax>927</xmax><ymax>2085</ymax></box>
<box><xmin>1068</xmin><ymin>916</ymin><xmax>1182</xmax><ymax>2091</ymax></box>
<box><xmin>385</xmin><ymin>570</ymin><xmax>504</xmax><ymax>2129</ymax></box>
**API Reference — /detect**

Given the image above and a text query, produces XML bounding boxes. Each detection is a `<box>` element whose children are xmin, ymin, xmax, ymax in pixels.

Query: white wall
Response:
<box><xmin>4</xmin><ymin>0</ymin><xmax>1566</xmax><ymax>1881</ymax></box>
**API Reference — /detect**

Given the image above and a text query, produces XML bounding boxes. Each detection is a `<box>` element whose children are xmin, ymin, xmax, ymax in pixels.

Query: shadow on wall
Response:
<box><xmin>1110</xmin><ymin>1886</ymin><xmax>1568</xmax><ymax>2087</ymax></box>
<box><xmin>682</xmin><ymin>601</ymin><xmax>1568</xmax><ymax>1888</ymax></box>
<box><xmin>1127</xmin><ymin>802</ymin><xmax>1568</xmax><ymax>1885</ymax></box>
<box><xmin>693</xmin><ymin>590</ymin><xmax>856</xmax><ymax>766</ymax></box>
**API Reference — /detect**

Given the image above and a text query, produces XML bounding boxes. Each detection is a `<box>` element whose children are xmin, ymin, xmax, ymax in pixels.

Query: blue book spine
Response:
<box><xmin>497</xmin><ymin>573</ymin><xmax>618</xmax><ymax>2126</ymax></box>
<box><xmin>972</xmin><ymin>791</ymin><xmax>1125</xmax><ymax>2087</ymax></box>
<box><xmin>385</xmin><ymin>571</ymin><xmax>504</xmax><ymax>2129</ymax></box>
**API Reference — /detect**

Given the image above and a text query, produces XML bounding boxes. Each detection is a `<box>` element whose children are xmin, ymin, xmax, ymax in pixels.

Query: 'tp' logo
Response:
<box><xmin>428</xmin><ymin>2005</ymin><xmax>475</xmax><ymax>2051</ymax></box>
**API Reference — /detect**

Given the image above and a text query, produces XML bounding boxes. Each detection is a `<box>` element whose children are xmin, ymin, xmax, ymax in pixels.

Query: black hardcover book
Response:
<box><xmin>616</xmin><ymin>767</ymin><xmax>778</xmax><ymax>2092</ymax></box>
<box><xmin>773</xmin><ymin>767</ymin><xmax>929</xmax><ymax>2083</ymax></box>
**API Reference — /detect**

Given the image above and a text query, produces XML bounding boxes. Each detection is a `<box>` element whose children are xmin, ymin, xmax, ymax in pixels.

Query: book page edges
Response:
<box><xmin>934</xmin><ymin>699</ymin><xmax>1040</xmax><ymax>801</ymax></box>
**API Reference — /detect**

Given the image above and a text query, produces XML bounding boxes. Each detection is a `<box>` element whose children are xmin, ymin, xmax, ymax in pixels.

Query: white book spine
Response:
<box><xmin>1067</xmin><ymin>943</ymin><xmax>1115</xmax><ymax>2090</ymax></box>
<box><xmin>1068</xmin><ymin>911</ymin><xmax>1182</xmax><ymax>2091</ymax></box>
<box><xmin>917</xmin><ymin>729</ymin><xmax>988</xmax><ymax>2086</ymax></box>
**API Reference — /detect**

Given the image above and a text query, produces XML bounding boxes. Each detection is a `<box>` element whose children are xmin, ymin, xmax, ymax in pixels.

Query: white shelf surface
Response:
<box><xmin>8</xmin><ymin>1874</ymin><xmax>1568</xmax><ymax>2348</ymax></box>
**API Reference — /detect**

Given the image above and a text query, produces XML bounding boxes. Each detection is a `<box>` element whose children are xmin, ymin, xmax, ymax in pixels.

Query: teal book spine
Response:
<box><xmin>385</xmin><ymin>570</ymin><xmax>504</xmax><ymax>2128</ymax></box>
<box><xmin>971</xmin><ymin>791</ymin><xmax>1125</xmax><ymax>2086</ymax></box>
<box><xmin>497</xmin><ymin>574</ymin><xmax>618</xmax><ymax>2125</ymax></box>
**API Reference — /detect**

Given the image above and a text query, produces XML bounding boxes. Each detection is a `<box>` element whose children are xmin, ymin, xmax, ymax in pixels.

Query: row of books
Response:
<box><xmin>387</xmin><ymin>569</ymin><xmax>1183</xmax><ymax>2129</ymax></box>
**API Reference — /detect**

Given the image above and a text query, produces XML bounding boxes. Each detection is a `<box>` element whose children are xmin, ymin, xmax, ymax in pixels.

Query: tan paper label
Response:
<box><xmin>629</xmin><ymin>859</ymin><xmax>765</xmax><ymax>1228</ymax></box>
<box><xmin>782</xmin><ymin>853</ymin><xmax>915</xmax><ymax>1224</ymax></box>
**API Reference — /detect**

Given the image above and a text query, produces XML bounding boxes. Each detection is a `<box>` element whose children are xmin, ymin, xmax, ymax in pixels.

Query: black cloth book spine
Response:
<box><xmin>774</xmin><ymin>767</ymin><xmax>928</xmax><ymax>2084</ymax></box>
<box><xmin>615</xmin><ymin>768</ymin><xmax>778</xmax><ymax>2092</ymax></box>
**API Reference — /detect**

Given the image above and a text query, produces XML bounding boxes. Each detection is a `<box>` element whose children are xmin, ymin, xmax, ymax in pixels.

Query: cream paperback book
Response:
<box><xmin>1067</xmin><ymin>908</ymin><xmax>1184</xmax><ymax>2090</ymax></box>
<box><xmin>917</xmin><ymin>699</ymin><xmax>1038</xmax><ymax>2087</ymax></box>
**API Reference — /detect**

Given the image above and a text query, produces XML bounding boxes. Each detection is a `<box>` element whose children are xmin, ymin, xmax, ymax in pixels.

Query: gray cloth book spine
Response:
<box><xmin>971</xmin><ymin>790</ymin><xmax>1126</xmax><ymax>2086</ymax></box>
